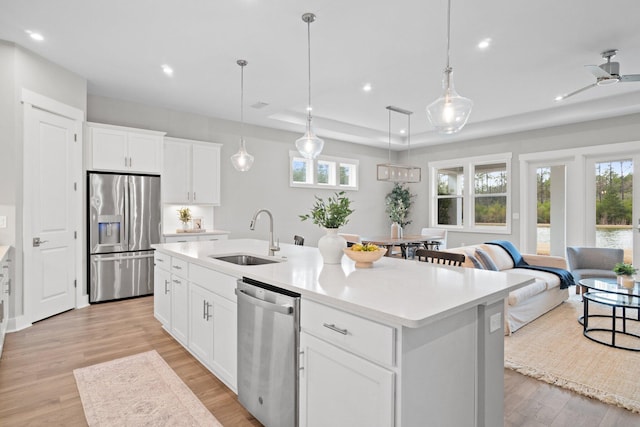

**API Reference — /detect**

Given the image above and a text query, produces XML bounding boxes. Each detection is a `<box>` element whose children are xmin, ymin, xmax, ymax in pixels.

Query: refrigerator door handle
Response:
<box><xmin>93</xmin><ymin>253</ymin><xmax>155</xmax><ymax>262</ymax></box>
<box><xmin>124</xmin><ymin>176</ymin><xmax>130</xmax><ymax>250</ymax></box>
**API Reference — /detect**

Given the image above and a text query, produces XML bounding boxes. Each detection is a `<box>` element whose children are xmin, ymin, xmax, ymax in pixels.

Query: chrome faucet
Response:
<box><xmin>249</xmin><ymin>209</ymin><xmax>280</xmax><ymax>256</ymax></box>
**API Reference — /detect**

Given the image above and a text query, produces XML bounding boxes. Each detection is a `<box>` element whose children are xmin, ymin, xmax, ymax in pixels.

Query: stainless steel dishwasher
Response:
<box><xmin>236</xmin><ymin>277</ymin><xmax>300</xmax><ymax>427</ymax></box>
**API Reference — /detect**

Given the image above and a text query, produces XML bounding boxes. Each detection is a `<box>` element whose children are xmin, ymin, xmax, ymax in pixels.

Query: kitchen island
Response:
<box><xmin>153</xmin><ymin>239</ymin><xmax>533</xmax><ymax>427</ymax></box>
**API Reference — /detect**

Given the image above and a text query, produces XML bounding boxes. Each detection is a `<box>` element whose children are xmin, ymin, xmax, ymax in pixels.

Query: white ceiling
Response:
<box><xmin>2</xmin><ymin>0</ymin><xmax>640</xmax><ymax>150</ymax></box>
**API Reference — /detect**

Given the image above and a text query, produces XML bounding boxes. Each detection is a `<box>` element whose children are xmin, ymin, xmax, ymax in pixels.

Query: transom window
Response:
<box><xmin>290</xmin><ymin>152</ymin><xmax>359</xmax><ymax>190</ymax></box>
<box><xmin>430</xmin><ymin>153</ymin><xmax>511</xmax><ymax>233</ymax></box>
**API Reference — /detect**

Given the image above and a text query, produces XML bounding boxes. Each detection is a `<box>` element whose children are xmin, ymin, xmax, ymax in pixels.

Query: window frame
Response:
<box><xmin>290</xmin><ymin>151</ymin><xmax>359</xmax><ymax>190</ymax></box>
<box><xmin>429</xmin><ymin>153</ymin><xmax>512</xmax><ymax>233</ymax></box>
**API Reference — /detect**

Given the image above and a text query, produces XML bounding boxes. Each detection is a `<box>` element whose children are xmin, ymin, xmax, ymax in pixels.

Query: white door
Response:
<box><xmin>23</xmin><ymin>102</ymin><xmax>80</xmax><ymax>323</ymax></box>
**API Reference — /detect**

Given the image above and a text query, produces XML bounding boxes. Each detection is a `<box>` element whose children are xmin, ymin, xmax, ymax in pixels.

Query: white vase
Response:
<box><xmin>318</xmin><ymin>228</ymin><xmax>347</xmax><ymax>264</ymax></box>
<box><xmin>391</xmin><ymin>222</ymin><xmax>400</xmax><ymax>238</ymax></box>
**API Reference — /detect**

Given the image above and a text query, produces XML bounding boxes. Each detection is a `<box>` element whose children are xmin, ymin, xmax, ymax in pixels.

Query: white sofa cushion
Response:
<box><xmin>510</xmin><ymin>268</ymin><xmax>561</xmax><ymax>290</ymax></box>
<box><xmin>477</xmin><ymin>244</ymin><xmax>515</xmax><ymax>271</ymax></box>
<box><xmin>507</xmin><ymin>279</ymin><xmax>547</xmax><ymax>306</ymax></box>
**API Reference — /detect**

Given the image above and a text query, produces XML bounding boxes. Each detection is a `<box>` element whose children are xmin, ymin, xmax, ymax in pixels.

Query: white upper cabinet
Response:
<box><xmin>86</xmin><ymin>122</ymin><xmax>165</xmax><ymax>173</ymax></box>
<box><xmin>163</xmin><ymin>137</ymin><xmax>221</xmax><ymax>205</ymax></box>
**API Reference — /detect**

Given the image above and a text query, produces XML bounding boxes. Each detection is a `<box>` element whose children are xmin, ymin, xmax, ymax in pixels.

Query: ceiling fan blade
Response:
<box><xmin>620</xmin><ymin>74</ymin><xmax>640</xmax><ymax>82</ymax></box>
<box><xmin>556</xmin><ymin>83</ymin><xmax>597</xmax><ymax>101</ymax></box>
<box><xmin>585</xmin><ymin>65</ymin><xmax>611</xmax><ymax>79</ymax></box>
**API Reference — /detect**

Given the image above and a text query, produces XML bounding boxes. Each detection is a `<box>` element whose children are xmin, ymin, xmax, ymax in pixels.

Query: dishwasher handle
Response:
<box><xmin>235</xmin><ymin>288</ymin><xmax>294</xmax><ymax>315</ymax></box>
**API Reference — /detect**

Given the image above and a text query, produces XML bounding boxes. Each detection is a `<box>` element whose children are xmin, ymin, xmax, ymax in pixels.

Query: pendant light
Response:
<box><xmin>377</xmin><ymin>106</ymin><xmax>421</xmax><ymax>183</ymax></box>
<box><xmin>426</xmin><ymin>0</ymin><xmax>473</xmax><ymax>134</ymax></box>
<box><xmin>230</xmin><ymin>59</ymin><xmax>254</xmax><ymax>172</ymax></box>
<box><xmin>295</xmin><ymin>12</ymin><xmax>324</xmax><ymax>159</ymax></box>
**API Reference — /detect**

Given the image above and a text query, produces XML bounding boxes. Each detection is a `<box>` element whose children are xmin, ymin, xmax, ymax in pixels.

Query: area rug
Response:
<box><xmin>74</xmin><ymin>350</ymin><xmax>223</xmax><ymax>426</ymax></box>
<box><xmin>505</xmin><ymin>296</ymin><xmax>640</xmax><ymax>413</ymax></box>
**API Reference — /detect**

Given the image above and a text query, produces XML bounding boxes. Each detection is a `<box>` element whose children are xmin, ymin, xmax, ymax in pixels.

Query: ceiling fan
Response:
<box><xmin>556</xmin><ymin>49</ymin><xmax>640</xmax><ymax>101</ymax></box>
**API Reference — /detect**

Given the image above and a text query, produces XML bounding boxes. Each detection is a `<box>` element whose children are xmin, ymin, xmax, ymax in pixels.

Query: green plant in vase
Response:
<box><xmin>300</xmin><ymin>191</ymin><xmax>354</xmax><ymax>264</ymax></box>
<box><xmin>177</xmin><ymin>207</ymin><xmax>192</xmax><ymax>230</ymax></box>
<box><xmin>613</xmin><ymin>262</ymin><xmax>637</xmax><ymax>289</ymax></box>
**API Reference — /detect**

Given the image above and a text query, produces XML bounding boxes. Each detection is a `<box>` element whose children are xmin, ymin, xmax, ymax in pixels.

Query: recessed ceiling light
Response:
<box><xmin>477</xmin><ymin>38</ymin><xmax>491</xmax><ymax>49</ymax></box>
<box><xmin>25</xmin><ymin>30</ymin><xmax>44</xmax><ymax>41</ymax></box>
<box><xmin>554</xmin><ymin>95</ymin><xmax>565</xmax><ymax>102</ymax></box>
<box><xmin>399</xmin><ymin>129</ymin><xmax>406</xmax><ymax>134</ymax></box>
<box><xmin>362</xmin><ymin>83</ymin><xmax>372</xmax><ymax>92</ymax></box>
<box><xmin>161</xmin><ymin>64</ymin><xmax>173</xmax><ymax>76</ymax></box>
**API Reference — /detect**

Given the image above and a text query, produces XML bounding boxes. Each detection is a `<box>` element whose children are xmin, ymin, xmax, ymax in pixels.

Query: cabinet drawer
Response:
<box><xmin>171</xmin><ymin>257</ymin><xmax>188</xmax><ymax>278</ymax></box>
<box><xmin>301</xmin><ymin>299</ymin><xmax>395</xmax><ymax>367</ymax></box>
<box><xmin>189</xmin><ymin>263</ymin><xmax>237</xmax><ymax>302</ymax></box>
<box><xmin>154</xmin><ymin>252</ymin><xmax>170</xmax><ymax>270</ymax></box>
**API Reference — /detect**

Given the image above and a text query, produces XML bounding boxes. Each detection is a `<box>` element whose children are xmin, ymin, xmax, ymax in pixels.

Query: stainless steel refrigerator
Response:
<box><xmin>87</xmin><ymin>172</ymin><xmax>161</xmax><ymax>303</ymax></box>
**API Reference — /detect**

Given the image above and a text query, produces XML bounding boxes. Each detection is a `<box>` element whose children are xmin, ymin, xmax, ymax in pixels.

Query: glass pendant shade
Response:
<box><xmin>231</xmin><ymin>137</ymin><xmax>254</xmax><ymax>171</ymax></box>
<box><xmin>426</xmin><ymin>69</ymin><xmax>473</xmax><ymax>134</ymax></box>
<box><xmin>295</xmin><ymin>119</ymin><xmax>324</xmax><ymax>159</ymax></box>
<box><xmin>426</xmin><ymin>0</ymin><xmax>472</xmax><ymax>134</ymax></box>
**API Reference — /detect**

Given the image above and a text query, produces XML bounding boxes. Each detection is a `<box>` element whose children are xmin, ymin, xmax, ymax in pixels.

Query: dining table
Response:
<box><xmin>360</xmin><ymin>234</ymin><xmax>443</xmax><ymax>258</ymax></box>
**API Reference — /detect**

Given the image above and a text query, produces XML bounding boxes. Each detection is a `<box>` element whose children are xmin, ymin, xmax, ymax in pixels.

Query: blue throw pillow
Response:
<box><xmin>475</xmin><ymin>248</ymin><xmax>499</xmax><ymax>271</ymax></box>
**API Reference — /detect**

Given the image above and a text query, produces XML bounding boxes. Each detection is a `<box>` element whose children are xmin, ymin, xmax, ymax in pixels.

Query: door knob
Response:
<box><xmin>33</xmin><ymin>237</ymin><xmax>49</xmax><ymax>247</ymax></box>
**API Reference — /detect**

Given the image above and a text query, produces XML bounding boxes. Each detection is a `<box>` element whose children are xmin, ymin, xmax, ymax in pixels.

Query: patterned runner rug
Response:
<box><xmin>505</xmin><ymin>295</ymin><xmax>640</xmax><ymax>413</ymax></box>
<box><xmin>74</xmin><ymin>350</ymin><xmax>223</xmax><ymax>426</ymax></box>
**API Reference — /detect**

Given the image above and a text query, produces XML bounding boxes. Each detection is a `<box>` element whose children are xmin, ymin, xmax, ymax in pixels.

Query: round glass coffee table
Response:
<box><xmin>583</xmin><ymin>291</ymin><xmax>640</xmax><ymax>351</ymax></box>
<box><xmin>578</xmin><ymin>278</ymin><xmax>640</xmax><ymax>324</ymax></box>
<box><xmin>578</xmin><ymin>277</ymin><xmax>639</xmax><ymax>297</ymax></box>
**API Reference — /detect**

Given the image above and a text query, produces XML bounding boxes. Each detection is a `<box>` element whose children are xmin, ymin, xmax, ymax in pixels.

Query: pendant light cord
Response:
<box><xmin>388</xmin><ymin>109</ymin><xmax>391</xmax><ymax>162</ymax></box>
<box><xmin>307</xmin><ymin>18</ymin><xmax>312</xmax><ymax>123</ymax></box>
<box><xmin>446</xmin><ymin>0</ymin><xmax>452</xmax><ymax>71</ymax></box>
<box><xmin>240</xmin><ymin>63</ymin><xmax>244</xmax><ymax>139</ymax></box>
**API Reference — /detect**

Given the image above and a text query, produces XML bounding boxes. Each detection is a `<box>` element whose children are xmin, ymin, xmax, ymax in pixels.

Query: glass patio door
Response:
<box><xmin>587</xmin><ymin>156</ymin><xmax>639</xmax><ymax>266</ymax></box>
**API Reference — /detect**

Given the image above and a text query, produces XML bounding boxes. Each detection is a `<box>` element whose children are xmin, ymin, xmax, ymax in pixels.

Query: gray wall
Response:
<box><xmin>0</xmin><ymin>40</ymin><xmax>87</xmax><ymax>322</ymax></box>
<box><xmin>409</xmin><ymin>112</ymin><xmax>640</xmax><ymax>249</ymax></box>
<box><xmin>88</xmin><ymin>95</ymin><xmax>399</xmax><ymax>246</ymax></box>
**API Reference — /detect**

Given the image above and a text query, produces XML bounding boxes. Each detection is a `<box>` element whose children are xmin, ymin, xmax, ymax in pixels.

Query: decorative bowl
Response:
<box><xmin>342</xmin><ymin>247</ymin><xmax>387</xmax><ymax>268</ymax></box>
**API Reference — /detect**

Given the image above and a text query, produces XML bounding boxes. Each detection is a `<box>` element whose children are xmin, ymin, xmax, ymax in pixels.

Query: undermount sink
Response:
<box><xmin>209</xmin><ymin>254</ymin><xmax>283</xmax><ymax>266</ymax></box>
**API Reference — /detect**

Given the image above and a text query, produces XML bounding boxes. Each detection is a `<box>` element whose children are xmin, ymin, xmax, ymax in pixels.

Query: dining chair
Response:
<box><xmin>415</xmin><ymin>249</ymin><xmax>465</xmax><ymax>266</ymax></box>
<box><xmin>338</xmin><ymin>233</ymin><xmax>361</xmax><ymax>248</ymax></box>
<box><xmin>294</xmin><ymin>235</ymin><xmax>305</xmax><ymax>246</ymax></box>
<box><xmin>420</xmin><ymin>228</ymin><xmax>447</xmax><ymax>250</ymax></box>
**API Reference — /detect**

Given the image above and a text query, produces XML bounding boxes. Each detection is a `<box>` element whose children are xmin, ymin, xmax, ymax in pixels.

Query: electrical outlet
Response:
<box><xmin>489</xmin><ymin>313</ymin><xmax>502</xmax><ymax>333</ymax></box>
<box><xmin>0</xmin><ymin>216</ymin><xmax>6</xmax><ymax>228</ymax></box>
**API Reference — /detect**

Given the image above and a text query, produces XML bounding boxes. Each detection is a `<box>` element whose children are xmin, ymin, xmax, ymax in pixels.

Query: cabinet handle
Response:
<box><xmin>124</xmin><ymin>157</ymin><xmax>128</xmax><ymax>167</ymax></box>
<box><xmin>187</xmin><ymin>191</ymin><xmax>190</xmax><ymax>201</ymax></box>
<box><xmin>172</xmin><ymin>265</ymin><xmax>182</xmax><ymax>270</ymax></box>
<box><xmin>129</xmin><ymin>157</ymin><xmax>132</xmax><ymax>167</ymax></box>
<box><xmin>323</xmin><ymin>323</ymin><xmax>348</xmax><ymax>335</ymax></box>
<box><xmin>193</xmin><ymin>191</ymin><xmax>196</xmax><ymax>201</ymax></box>
<box><xmin>202</xmin><ymin>300</ymin><xmax>212</xmax><ymax>320</ymax></box>
<box><xmin>164</xmin><ymin>279</ymin><xmax>170</xmax><ymax>294</ymax></box>
<box><xmin>205</xmin><ymin>301</ymin><xmax>212</xmax><ymax>320</ymax></box>
<box><xmin>172</xmin><ymin>279</ymin><xmax>181</xmax><ymax>284</ymax></box>
<box><xmin>6</xmin><ymin>279</ymin><xmax>10</xmax><ymax>295</ymax></box>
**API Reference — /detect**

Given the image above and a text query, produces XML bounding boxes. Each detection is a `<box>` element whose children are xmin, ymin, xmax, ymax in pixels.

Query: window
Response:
<box><xmin>290</xmin><ymin>152</ymin><xmax>358</xmax><ymax>190</ymax></box>
<box><xmin>430</xmin><ymin>153</ymin><xmax>511</xmax><ymax>233</ymax></box>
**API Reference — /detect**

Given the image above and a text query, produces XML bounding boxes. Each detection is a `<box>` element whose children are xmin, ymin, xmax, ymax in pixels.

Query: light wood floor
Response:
<box><xmin>0</xmin><ymin>297</ymin><xmax>638</xmax><ymax>426</ymax></box>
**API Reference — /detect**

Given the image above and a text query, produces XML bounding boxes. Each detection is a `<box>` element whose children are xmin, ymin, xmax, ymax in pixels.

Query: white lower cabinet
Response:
<box><xmin>188</xmin><ymin>268</ymin><xmax>238</xmax><ymax>391</ymax></box>
<box><xmin>153</xmin><ymin>259</ymin><xmax>171</xmax><ymax>328</ymax></box>
<box><xmin>299</xmin><ymin>300</ymin><xmax>395</xmax><ymax>427</ymax></box>
<box><xmin>170</xmin><ymin>275</ymin><xmax>189</xmax><ymax>344</ymax></box>
<box><xmin>153</xmin><ymin>253</ymin><xmax>238</xmax><ymax>392</ymax></box>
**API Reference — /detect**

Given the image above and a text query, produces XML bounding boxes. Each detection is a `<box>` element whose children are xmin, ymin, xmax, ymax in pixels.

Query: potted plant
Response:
<box><xmin>613</xmin><ymin>262</ymin><xmax>637</xmax><ymax>289</ymax></box>
<box><xmin>385</xmin><ymin>183</ymin><xmax>415</xmax><ymax>237</ymax></box>
<box><xmin>300</xmin><ymin>191</ymin><xmax>354</xmax><ymax>264</ymax></box>
<box><xmin>177</xmin><ymin>207</ymin><xmax>192</xmax><ymax>230</ymax></box>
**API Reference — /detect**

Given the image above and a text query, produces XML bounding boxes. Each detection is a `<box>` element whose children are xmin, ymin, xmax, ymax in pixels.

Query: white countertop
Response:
<box><xmin>152</xmin><ymin>239</ymin><xmax>533</xmax><ymax>328</ymax></box>
<box><xmin>163</xmin><ymin>229</ymin><xmax>230</xmax><ymax>237</ymax></box>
